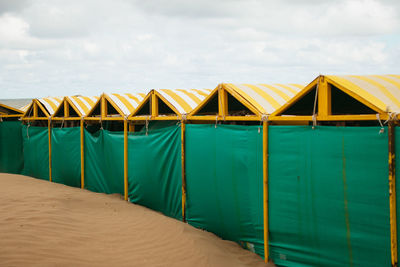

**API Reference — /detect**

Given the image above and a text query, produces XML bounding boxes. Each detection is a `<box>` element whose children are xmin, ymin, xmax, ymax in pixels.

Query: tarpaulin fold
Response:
<box><xmin>84</xmin><ymin>129</ymin><xmax>124</xmax><ymax>194</ymax></box>
<box><xmin>21</xmin><ymin>125</ymin><xmax>49</xmax><ymax>180</ymax></box>
<box><xmin>51</xmin><ymin>127</ymin><xmax>81</xmax><ymax>187</ymax></box>
<box><xmin>128</xmin><ymin>125</ymin><xmax>182</xmax><ymax>220</ymax></box>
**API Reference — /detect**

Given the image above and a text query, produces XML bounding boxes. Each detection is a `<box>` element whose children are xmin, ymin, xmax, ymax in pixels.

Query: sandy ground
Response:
<box><xmin>0</xmin><ymin>173</ymin><xmax>269</xmax><ymax>267</ymax></box>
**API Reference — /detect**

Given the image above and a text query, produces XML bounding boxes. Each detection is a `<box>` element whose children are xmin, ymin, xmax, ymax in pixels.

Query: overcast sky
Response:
<box><xmin>1</xmin><ymin>0</ymin><xmax>399</xmax><ymax>99</ymax></box>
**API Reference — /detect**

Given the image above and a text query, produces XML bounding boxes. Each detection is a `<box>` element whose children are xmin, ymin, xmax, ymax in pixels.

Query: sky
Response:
<box><xmin>0</xmin><ymin>0</ymin><xmax>399</xmax><ymax>99</ymax></box>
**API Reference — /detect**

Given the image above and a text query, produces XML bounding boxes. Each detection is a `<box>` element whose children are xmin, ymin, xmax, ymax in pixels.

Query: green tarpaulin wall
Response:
<box><xmin>51</xmin><ymin>127</ymin><xmax>81</xmax><ymax>187</ymax></box>
<box><xmin>21</xmin><ymin>125</ymin><xmax>49</xmax><ymax>180</ymax></box>
<box><xmin>128</xmin><ymin>125</ymin><xmax>182</xmax><ymax>220</ymax></box>
<box><xmin>185</xmin><ymin>124</ymin><xmax>264</xmax><ymax>257</ymax></box>
<box><xmin>0</xmin><ymin>121</ymin><xmax>23</xmax><ymax>174</ymax></box>
<box><xmin>269</xmin><ymin>126</ymin><xmax>390</xmax><ymax>267</ymax></box>
<box><xmin>84</xmin><ymin>129</ymin><xmax>124</xmax><ymax>194</ymax></box>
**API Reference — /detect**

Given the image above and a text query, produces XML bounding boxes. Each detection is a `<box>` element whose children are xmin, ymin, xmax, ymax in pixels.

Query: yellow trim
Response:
<box><xmin>128</xmin><ymin>92</ymin><xmax>152</xmax><ymax>118</ymax></box>
<box><xmin>80</xmin><ymin>119</ymin><xmax>85</xmax><ymax>189</ymax></box>
<box><xmin>389</xmin><ymin>123</ymin><xmax>398</xmax><ymax>266</ymax></box>
<box><xmin>0</xmin><ymin>103</ymin><xmax>24</xmax><ymax>115</ymax></box>
<box><xmin>263</xmin><ymin>120</ymin><xmax>269</xmax><ymax>263</ymax></box>
<box><xmin>181</xmin><ymin>122</ymin><xmax>186</xmax><ymax>222</ymax></box>
<box><xmin>124</xmin><ymin>119</ymin><xmax>128</xmax><ymax>201</ymax></box>
<box><xmin>188</xmin><ymin>87</ymin><xmax>219</xmax><ymax>117</ymax></box>
<box><xmin>151</xmin><ymin>92</ymin><xmax>159</xmax><ymax>117</ymax></box>
<box><xmin>48</xmin><ymin>118</ymin><xmax>52</xmax><ymax>182</ymax></box>
<box><xmin>85</xmin><ymin>97</ymin><xmax>101</xmax><ymax>118</ymax></box>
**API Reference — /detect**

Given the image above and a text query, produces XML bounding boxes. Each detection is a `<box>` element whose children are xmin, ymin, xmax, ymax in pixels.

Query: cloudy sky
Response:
<box><xmin>1</xmin><ymin>0</ymin><xmax>399</xmax><ymax>99</ymax></box>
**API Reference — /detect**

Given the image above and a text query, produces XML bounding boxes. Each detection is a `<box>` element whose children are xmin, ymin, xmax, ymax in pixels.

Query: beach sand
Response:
<box><xmin>0</xmin><ymin>173</ymin><xmax>269</xmax><ymax>267</ymax></box>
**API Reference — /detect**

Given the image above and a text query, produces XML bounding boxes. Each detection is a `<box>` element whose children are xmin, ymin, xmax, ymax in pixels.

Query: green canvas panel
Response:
<box><xmin>51</xmin><ymin>127</ymin><xmax>81</xmax><ymax>187</ymax></box>
<box><xmin>21</xmin><ymin>125</ymin><xmax>49</xmax><ymax>180</ymax></box>
<box><xmin>185</xmin><ymin>124</ymin><xmax>264</xmax><ymax>257</ymax></box>
<box><xmin>269</xmin><ymin>126</ymin><xmax>390</xmax><ymax>267</ymax></box>
<box><xmin>84</xmin><ymin>129</ymin><xmax>124</xmax><ymax>194</ymax></box>
<box><xmin>128</xmin><ymin>125</ymin><xmax>182</xmax><ymax>220</ymax></box>
<box><xmin>0</xmin><ymin>121</ymin><xmax>23</xmax><ymax>174</ymax></box>
<box><xmin>395</xmin><ymin>127</ymin><xmax>400</xmax><ymax>261</ymax></box>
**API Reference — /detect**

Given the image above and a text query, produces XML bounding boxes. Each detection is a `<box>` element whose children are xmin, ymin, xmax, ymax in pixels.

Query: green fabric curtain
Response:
<box><xmin>269</xmin><ymin>126</ymin><xmax>390</xmax><ymax>267</ymax></box>
<box><xmin>51</xmin><ymin>127</ymin><xmax>81</xmax><ymax>187</ymax></box>
<box><xmin>185</xmin><ymin>124</ymin><xmax>264</xmax><ymax>257</ymax></box>
<box><xmin>0</xmin><ymin>121</ymin><xmax>23</xmax><ymax>174</ymax></box>
<box><xmin>84</xmin><ymin>129</ymin><xmax>124</xmax><ymax>194</ymax></box>
<box><xmin>21</xmin><ymin>125</ymin><xmax>49</xmax><ymax>180</ymax></box>
<box><xmin>128</xmin><ymin>125</ymin><xmax>182</xmax><ymax>220</ymax></box>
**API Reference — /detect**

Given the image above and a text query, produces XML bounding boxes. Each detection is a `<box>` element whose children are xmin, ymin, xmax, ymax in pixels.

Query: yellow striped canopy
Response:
<box><xmin>156</xmin><ymin>89</ymin><xmax>213</xmax><ymax>114</ymax></box>
<box><xmin>38</xmin><ymin>97</ymin><xmax>63</xmax><ymax>115</ymax></box>
<box><xmin>224</xmin><ymin>83</ymin><xmax>304</xmax><ymax>114</ymax></box>
<box><xmin>68</xmin><ymin>96</ymin><xmax>99</xmax><ymax>116</ymax></box>
<box><xmin>105</xmin><ymin>93</ymin><xmax>147</xmax><ymax>116</ymax></box>
<box><xmin>327</xmin><ymin>75</ymin><xmax>400</xmax><ymax>113</ymax></box>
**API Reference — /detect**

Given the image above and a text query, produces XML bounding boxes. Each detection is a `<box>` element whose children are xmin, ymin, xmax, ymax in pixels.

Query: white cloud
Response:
<box><xmin>0</xmin><ymin>0</ymin><xmax>399</xmax><ymax>99</ymax></box>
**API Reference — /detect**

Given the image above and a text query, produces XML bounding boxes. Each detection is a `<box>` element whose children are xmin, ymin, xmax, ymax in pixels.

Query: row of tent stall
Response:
<box><xmin>1</xmin><ymin>74</ymin><xmax>400</xmax><ymax>266</ymax></box>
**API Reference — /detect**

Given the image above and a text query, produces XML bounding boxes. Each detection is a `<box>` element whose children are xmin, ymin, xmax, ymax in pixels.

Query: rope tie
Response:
<box><xmin>27</xmin><ymin>121</ymin><xmax>31</xmax><ymax>139</ymax></box>
<box><xmin>60</xmin><ymin>118</ymin><xmax>64</xmax><ymax>128</ymax></box>
<box><xmin>312</xmin><ymin>76</ymin><xmax>320</xmax><ymax>130</ymax></box>
<box><xmin>259</xmin><ymin>114</ymin><xmax>269</xmax><ymax>133</ymax></box>
<box><xmin>215</xmin><ymin>115</ymin><xmax>218</xmax><ymax>128</ymax></box>
<box><xmin>376</xmin><ymin>113</ymin><xmax>385</xmax><ymax>134</ymax></box>
<box><xmin>100</xmin><ymin>117</ymin><xmax>103</xmax><ymax>130</ymax></box>
<box><xmin>145</xmin><ymin>116</ymin><xmax>149</xmax><ymax>136</ymax></box>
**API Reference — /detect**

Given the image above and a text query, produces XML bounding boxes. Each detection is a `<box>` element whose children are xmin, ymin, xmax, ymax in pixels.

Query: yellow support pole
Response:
<box><xmin>263</xmin><ymin>120</ymin><xmax>269</xmax><ymax>263</ymax></box>
<box><xmin>389</xmin><ymin>122</ymin><xmax>398</xmax><ymax>266</ymax></box>
<box><xmin>124</xmin><ymin>119</ymin><xmax>128</xmax><ymax>201</ymax></box>
<box><xmin>48</xmin><ymin>118</ymin><xmax>52</xmax><ymax>182</ymax></box>
<box><xmin>80</xmin><ymin>118</ymin><xmax>85</xmax><ymax>189</ymax></box>
<box><xmin>181</xmin><ymin>121</ymin><xmax>186</xmax><ymax>222</ymax></box>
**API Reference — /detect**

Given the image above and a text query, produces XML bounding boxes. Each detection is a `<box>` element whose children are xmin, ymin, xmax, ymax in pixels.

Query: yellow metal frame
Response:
<box><xmin>181</xmin><ymin>122</ymin><xmax>186</xmax><ymax>222</ymax></box>
<box><xmin>389</xmin><ymin>122</ymin><xmax>398</xmax><ymax>266</ymax></box>
<box><xmin>187</xmin><ymin>84</ymin><xmax>263</xmax><ymax>121</ymax></box>
<box><xmin>52</xmin><ymin>96</ymin><xmax>86</xmax><ymax>120</ymax></box>
<box><xmin>128</xmin><ymin>90</ymin><xmax>182</xmax><ymax>121</ymax></box>
<box><xmin>21</xmin><ymin>99</ymin><xmax>51</xmax><ymax>121</ymax></box>
<box><xmin>0</xmin><ymin>103</ymin><xmax>24</xmax><ymax>119</ymax></box>
<box><xmin>85</xmin><ymin>93</ymin><xmax>127</xmax><ymax>121</ymax></box>
<box><xmin>270</xmin><ymin>75</ymin><xmax>387</xmax><ymax>122</ymax></box>
<box><xmin>263</xmin><ymin>120</ymin><xmax>269</xmax><ymax>263</ymax></box>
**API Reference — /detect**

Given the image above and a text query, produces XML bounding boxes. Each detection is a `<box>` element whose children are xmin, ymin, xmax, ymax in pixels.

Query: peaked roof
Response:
<box><xmin>223</xmin><ymin>83</ymin><xmax>303</xmax><ymax>115</ymax></box>
<box><xmin>38</xmin><ymin>97</ymin><xmax>63</xmax><ymax>115</ymax></box>
<box><xmin>156</xmin><ymin>89</ymin><xmax>212</xmax><ymax>115</ymax></box>
<box><xmin>326</xmin><ymin>75</ymin><xmax>400</xmax><ymax>113</ymax></box>
<box><xmin>52</xmin><ymin>96</ymin><xmax>99</xmax><ymax>118</ymax></box>
<box><xmin>22</xmin><ymin>99</ymin><xmax>51</xmax><ymax>119</ymax></box>
<box><xmin>129</xmin><ymin>88</ymin><xmax>212</xmax><ymax>119</ymax></box>
<box><xmin>0</xmin><ymin>103</ymin><xmax>24</xmax><ymax>117</ymax></box>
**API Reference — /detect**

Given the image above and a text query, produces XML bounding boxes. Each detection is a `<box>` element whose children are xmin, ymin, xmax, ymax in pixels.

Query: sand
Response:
<box><xmin>0</xmin><ymin>173</ymin><xmax>270</xmax><ymax>267</ymax></box>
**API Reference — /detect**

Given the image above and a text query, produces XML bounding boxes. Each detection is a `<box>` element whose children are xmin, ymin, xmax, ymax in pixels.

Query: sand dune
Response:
<box><xmin>0</xmin><ymin>173</ymin><xmax>269</xmax><ymax>267</ymax></box>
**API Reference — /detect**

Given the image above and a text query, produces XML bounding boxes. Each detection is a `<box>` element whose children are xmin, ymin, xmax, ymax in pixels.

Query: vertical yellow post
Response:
<box><xmin>263</xmin><ymin>120</ymin><xmax>269</xmax><ymax>263</ymax></box>
<box><xmin>151</xmin><ymin>92</ymin><xmax>159</xmax><ymax>117</ymax></box>
<box><xmin>218</xmin><ymin>85</ymin><xmax>228</xmax><ymax>117</ymax></box>
<box><xmin>48</xmin><ymin>118</ymin><xmax>52</xmax><ymax>182</ymax></box>
<box><xmin>181</xmin><ymin>121</ymin><xmax>186</xmax><ymax>222</ymax></box>
<box><xmin>80</xmin><ymin>118</ymin><xmax>85</xmax><ymax>189</ymax></box>
<box><xmin>317</xmin><ymin>76</ymin><xmax>331</xmax><ymax>120</ymax></box>
<box><xmin>389</xmin><ymin>122</ymin><xmax>398</xmax><ymax>266</ymax></box>
<box><xmin>124</xmin><ymin>119</ymin><xmax>128</xmax><ymax>201</ymax></box>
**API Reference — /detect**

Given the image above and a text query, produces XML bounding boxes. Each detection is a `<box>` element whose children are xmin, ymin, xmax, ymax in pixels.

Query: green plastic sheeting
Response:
<box><xmin>128</xmin><ymin>125</ymin><xmax>182</xmax><ymax>220</ymax></box>
<box><xmin>269</xmin><ymin>126</ymin><xmax>390</xmax><ymax>267</ymax></box>
<box><xmin>21</xmin><ymin>125</ymin><xmax>49</xmax><ymax>180</ymax></box>
<box><xmin>185</xmin><ymin>124</ymin><xmax>264</xmax><ymax>257</ymax></box>
<box><xmin>51</xmin><ymin>127</ymin><xmax>81</xmax><ymax>187</ymax></box>
<box><xmin>84</xmin><ymin>129</ymin><xmax>124</xmax><ymax>194</ymax></box>
<box><xmin>0</xmin><ymin>121</ymin><xmax>23</xmax><ymax>174</ymax></box>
